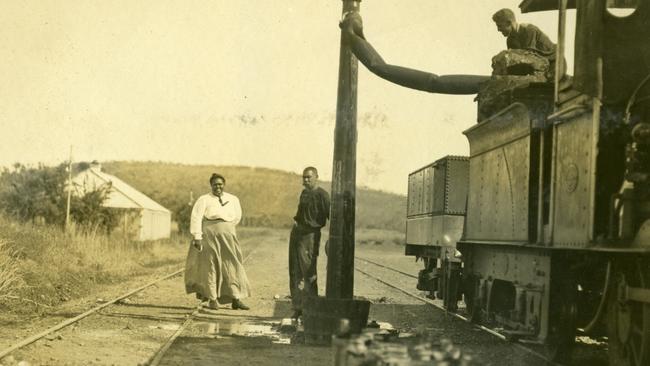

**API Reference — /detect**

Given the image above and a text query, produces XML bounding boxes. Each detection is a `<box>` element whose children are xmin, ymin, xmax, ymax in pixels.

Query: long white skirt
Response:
<box><xmin>184</xmin><ymin>220</ymin><xmax>251</xmax><ymax>303</ymax></box>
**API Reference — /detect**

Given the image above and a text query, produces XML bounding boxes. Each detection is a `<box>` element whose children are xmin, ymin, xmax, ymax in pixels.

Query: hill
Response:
<box><xmin>100</xmin><ymin>161</ymin><xmax>406</xmax><ymax>232</ymax></box>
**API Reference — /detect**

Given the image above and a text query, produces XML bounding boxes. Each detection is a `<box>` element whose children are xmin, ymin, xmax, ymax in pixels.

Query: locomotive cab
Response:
<box><xmin>462</xmin><ymin>0</ymin><xmax>650</xmax><ymax>363</ymax></box>
<box><xmin>405</xmin><ymin>1</ymin><xmax>650</xmax><ymax>364</ymax></box>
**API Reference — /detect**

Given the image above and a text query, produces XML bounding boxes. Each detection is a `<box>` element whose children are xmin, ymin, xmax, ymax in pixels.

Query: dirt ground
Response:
<box><xmin>0</xmin><ymin>228</ymin><xmax>607</xmax><ymax>366</ymax></box>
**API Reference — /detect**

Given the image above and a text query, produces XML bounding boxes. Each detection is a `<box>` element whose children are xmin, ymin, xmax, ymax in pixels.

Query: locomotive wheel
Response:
<box><xmin>607</xmin><ymin>259</ymin><xmax>650</xmax><ymax>366</ymax></box>
<box><xmin>544</xmin><ymin>275</ymin><xmax>577</xmax><ymax>362</ymax></box>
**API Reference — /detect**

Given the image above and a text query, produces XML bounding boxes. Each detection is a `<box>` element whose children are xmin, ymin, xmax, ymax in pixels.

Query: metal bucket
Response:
<box><xmin>303</xmin><ymin>296</ymin><xmax>371</xmax><ymax>345</ymax></box>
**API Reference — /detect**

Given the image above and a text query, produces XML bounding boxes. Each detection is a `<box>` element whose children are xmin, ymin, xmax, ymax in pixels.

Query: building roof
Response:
<box><xmin>74</xmin><ymin>168</ymin><xmax>170</xmax><ymax>213</ymax></box>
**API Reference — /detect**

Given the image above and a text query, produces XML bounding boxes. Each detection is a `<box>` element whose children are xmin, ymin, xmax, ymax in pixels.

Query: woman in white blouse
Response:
<box><xmin>184</xmin><ymin>173</ymin><xmax>251</xmax><ymax>310</ymax></box>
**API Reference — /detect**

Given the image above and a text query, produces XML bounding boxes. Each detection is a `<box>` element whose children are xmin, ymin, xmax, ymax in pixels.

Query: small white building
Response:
<box><xmin>72</xmin><ymin>161</ymin><xmax>171</xmax><ymax>241</ymax></box>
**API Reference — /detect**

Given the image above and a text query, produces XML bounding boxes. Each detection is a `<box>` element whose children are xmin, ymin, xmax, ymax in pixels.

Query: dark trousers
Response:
<box><xmin>289</xmin><ymin>225</ymin><xmax>320</xmax><ymax>311</ymax></box>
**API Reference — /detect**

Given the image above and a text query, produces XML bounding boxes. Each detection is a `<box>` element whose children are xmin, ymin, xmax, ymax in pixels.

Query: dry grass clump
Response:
<box><xmin>0</xmin><ymin>215</ymin><xmax>186</xmax><ymax>313</ymax></box>
<box><xmin>0</xmin><ymin>238</ymin><xmax>24</xmax><ymax>301</ymax></box>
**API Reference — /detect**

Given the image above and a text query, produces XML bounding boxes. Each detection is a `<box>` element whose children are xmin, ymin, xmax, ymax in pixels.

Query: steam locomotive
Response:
<box><xmin>404</xmin><ymin>1</ymin><xmax>650</xmax><ymax>365</ymax></box>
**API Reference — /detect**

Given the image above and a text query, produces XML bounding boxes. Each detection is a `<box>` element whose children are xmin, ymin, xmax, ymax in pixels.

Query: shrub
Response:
<box><xmin>0</xmin><ymin>163</ymin><xmax>120</xmax><ymax>233</ymax></box>
<box><xmin>69</xmin><ymin>183</ymin><xmax>120</xmax><ymax>235</ymax></box>
<box><xmin>175</xmin><ymin>204</ymin><xmax>191</xmax><ymax>234</ymax></box>
<box><xmin>0</xmin><ymin>163</ymin><xmax>67</xmax><ymax>225</ymax></box>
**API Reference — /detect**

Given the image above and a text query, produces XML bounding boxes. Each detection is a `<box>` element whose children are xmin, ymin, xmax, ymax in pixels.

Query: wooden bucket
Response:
<box><xmin>303</xmin><ymin>296</ymin><xmax>371</xmax><ymax>345</ymax></box>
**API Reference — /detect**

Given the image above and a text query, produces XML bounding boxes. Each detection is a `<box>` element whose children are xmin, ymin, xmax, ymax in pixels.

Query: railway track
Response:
<box><xmin>0</xmin><ymin>269</ymin><xmax>185</xmax><ymax>360</ymax></box>
<box><xmin>354</xmin><ymin>255</ymin><xmax>610</xmax><ymax>366</ymax></box>
<box><xmin>144</xmin><ymin>248</ymin><xmax>262</xmax><ymax>365</ymax></box>
<box><xmin>0</xmin><ymin>249</ymin><xmax>258</xmax><ymax>365</ymax></box>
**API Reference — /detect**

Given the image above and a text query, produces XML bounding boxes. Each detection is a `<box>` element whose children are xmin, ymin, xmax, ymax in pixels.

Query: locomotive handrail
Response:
<box><xmin>624</xmin><ymin>72</ymin><xmax>650</xmax><ymax>124</ymax></box>
<box><xmin>580</xmin><ymin>261</ymin><xmax>611</xmax><ymax>334</ymax></box>
<box><xmin>407</xmin><ymin>212</ymin><xmax>466</xmax><ymax>219</ymax></box>
<box><xmin>457</xmin><ymin>240</ymin><xmax>531</xmax><ymax>247</ymax></box>
<box><xmin>546</xmin><ymin>103</ymin><xmax>590</xmax><ymax>123</ymax></box>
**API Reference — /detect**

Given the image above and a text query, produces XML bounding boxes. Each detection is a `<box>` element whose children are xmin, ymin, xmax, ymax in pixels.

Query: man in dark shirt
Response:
<box><xmin>289</xmin><ymin>166</ymin><xmax>330</xmax><ymax>319</ymax></box>
<box><xmin>492</xmin><ymin>8</ymin><xmax>559</xmax><ymax>69</ymax></box>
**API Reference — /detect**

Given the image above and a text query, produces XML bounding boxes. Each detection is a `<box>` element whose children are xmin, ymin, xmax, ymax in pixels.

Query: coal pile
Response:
<box><xmin>332</xmin><ymin>323</ymin><xmax>475</xmax><ymax>365</ymax></box>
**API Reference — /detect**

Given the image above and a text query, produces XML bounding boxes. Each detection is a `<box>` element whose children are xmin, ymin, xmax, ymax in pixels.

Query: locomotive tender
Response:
<box><xmin>405</xmin><ymin>1</ymin><xmax>650</xmax><ymax>364</ymax></box>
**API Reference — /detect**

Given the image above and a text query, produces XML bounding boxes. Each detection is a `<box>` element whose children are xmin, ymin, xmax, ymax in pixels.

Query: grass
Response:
<box><xmin>0</xmin><ymin>238</ymin><xmax>24</xmax><ymax>302</ymax></box>
<box><xmin>0</xmin><ymin>215</ymin><xmax>186</xmax><ymax>314</ymax></box>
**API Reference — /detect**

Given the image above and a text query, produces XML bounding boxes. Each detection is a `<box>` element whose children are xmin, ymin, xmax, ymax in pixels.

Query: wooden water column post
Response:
<box><xmin>302</xmin><ymin>0</ymin><xmax>370</xmax><ymax>344</ymax></box>
<box><xmin>326</xmin><ymin>0</ymin><xmax>361</xmax><ymax>300</ymax></box>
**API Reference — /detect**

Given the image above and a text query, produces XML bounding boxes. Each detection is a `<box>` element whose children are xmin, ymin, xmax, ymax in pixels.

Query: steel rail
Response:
<box><xmin>354</xmin><ymin>264</ymin><xmax>564</xmax><ymax>366</ymax></box>
<box><xmin>1</xmin><ymin>244</ymin><xmax>259</xmax><ymax>361</ymax></box>
<box><xmin>146</xmin><ymin>249</ymin><xmax>257</xmax><ymax>366</ymax></box>
<box><xmin>0</xmin><ymin>268</ymin><xmax>184</xmax><ymax>359</ymax></box>
<box><xmin>146</xmin><ymin>305</ymin><xmax>201</xmax><ymax>366</ymax></box>
<box><xmin>355</xmin><ymin>256</ymin><xmax>417</xmax><ymax>279</ymax></box>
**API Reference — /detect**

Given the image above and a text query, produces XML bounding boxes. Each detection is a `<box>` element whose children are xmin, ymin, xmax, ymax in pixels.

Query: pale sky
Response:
<box><xmin>0</xmin><ymin>0</ymin><xmax>576</xmax><ymax>194</ymax></box>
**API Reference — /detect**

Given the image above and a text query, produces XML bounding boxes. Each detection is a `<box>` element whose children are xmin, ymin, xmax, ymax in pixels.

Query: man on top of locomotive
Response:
<box><xmin>338</xmin><ymin>9</ymin><xmax>560</xmax><ymax>95</ymax></box>
<box><xmin>492</xmin><ymin>8</ymin><xmax>556</xmax><ymax>60</ymax></box>
<box><xmin>492</xmin><ymin>8</ymin><xmax>563</xmax><ymax>77</ymax></box>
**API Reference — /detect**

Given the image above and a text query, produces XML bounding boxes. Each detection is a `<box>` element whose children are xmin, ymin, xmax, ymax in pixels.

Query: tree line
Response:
<box><xmin>0</xmin><ymin>163</ymin><xmax>120</xmax><ymax>234</ymax></box>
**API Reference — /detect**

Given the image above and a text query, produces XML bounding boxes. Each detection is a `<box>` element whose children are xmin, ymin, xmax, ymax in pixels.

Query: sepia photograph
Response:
<box><xmin>1</xmin><ymin>0</ymin><xmax>649</xmax><ymax>365</ymax></box>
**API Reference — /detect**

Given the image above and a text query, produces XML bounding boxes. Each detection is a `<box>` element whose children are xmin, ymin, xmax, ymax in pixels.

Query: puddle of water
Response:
<box><xmin>191</xmin><ymin>319</ymin><xmax>403</xmax><ymax>345</ymax></box>
<box><xmin>194</xmin><ymin>319</ymin><xmax>293</xmax><ymax>344</ymax></box>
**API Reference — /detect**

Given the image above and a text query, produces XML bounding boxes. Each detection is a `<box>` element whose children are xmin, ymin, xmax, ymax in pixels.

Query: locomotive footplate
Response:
<box><xmin>621</xmin><ymin>284</ymin><xmax>650</xmax><ymax>304</ymax></box>
<box><xmin>456</xmin><ymin>241</ymin><xmax>576</xmax><ymax>350</ymax></box>
<box><xmin>457</xmin><ymin>239</ymin><xmax>650</xmax><ymax>363</ymax></box>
